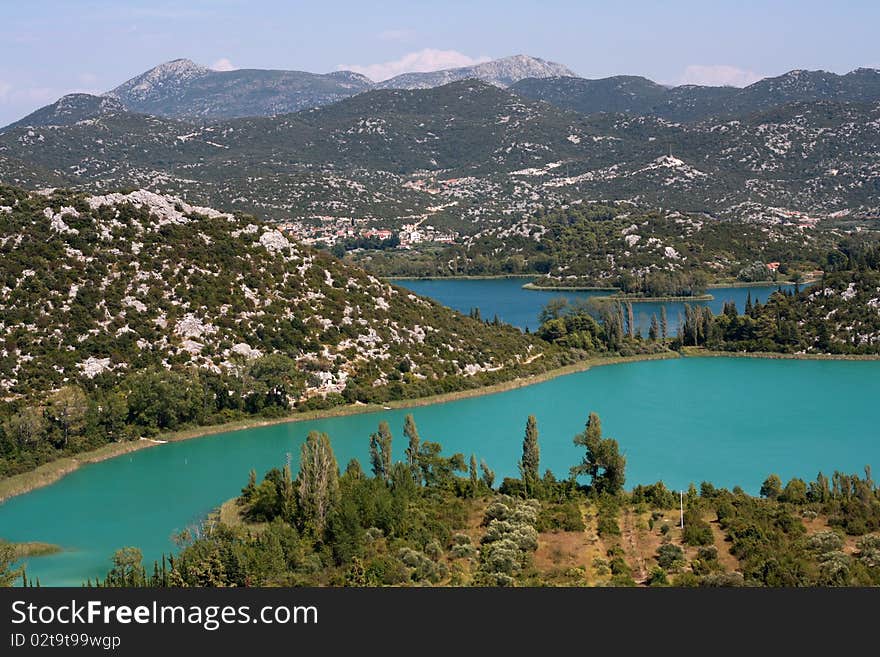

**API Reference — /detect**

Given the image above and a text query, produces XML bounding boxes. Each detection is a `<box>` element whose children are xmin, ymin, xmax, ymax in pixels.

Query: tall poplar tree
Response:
<box><xmin>403</xmin><ymin>414</ymin><xmax>421</xmax><ymax>482</ymax></box>
<box><xmin>296</xmin><ymin>431</ymin><xmax>339</xmax><ymax>536</ymax></box>
<box><xmin>369</xmin><ymin>421</ymin><xmax>393</xmax><ymax>481</ymax></box>
<box><xmin>469</xmin><ymin>454</ymin><xmax>479</xmax><ymax>497</ymax></box>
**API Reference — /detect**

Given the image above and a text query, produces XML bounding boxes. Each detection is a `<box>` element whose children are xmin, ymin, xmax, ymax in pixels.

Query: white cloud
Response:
<box><xmin>378</xmin><ymin>29</ymin><xmax>415</xmax><ymax>42</ymax></box>
<box><xmin>211</xmin><ymin>58</ymin><xmax>236</xmax><ymax>72</ymax></box>
<box><xmin>338</xmin><ymin>48</ymin><xmax>491</xmax><ymax>82</ymax></box>
<box><xmin>0</xmin><ymin>84</ymin><xmax>56</xmax><ymax>105</ymax></box>
<box><xmin>677</xmin><ymin>64</ymin><xmax>764</xmax><ymax>88</ymax></box>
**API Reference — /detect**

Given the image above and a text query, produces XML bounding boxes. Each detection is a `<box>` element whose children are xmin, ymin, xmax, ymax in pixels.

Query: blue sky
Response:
<box><xmin>1</xmin><ymin>0</ymin><xmax>878</xmax><ymax>124</ymax></box>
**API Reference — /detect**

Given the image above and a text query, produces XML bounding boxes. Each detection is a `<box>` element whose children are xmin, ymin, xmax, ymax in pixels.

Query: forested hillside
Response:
<box><xmin>0</xmin><ymin>185</ymin><xmax>558</xmax><ymax>476</ymax></box>
<box><xmin>355</xmin><ymin>202</ymin><xmax>832</xmax><ymax>291</ymax></box>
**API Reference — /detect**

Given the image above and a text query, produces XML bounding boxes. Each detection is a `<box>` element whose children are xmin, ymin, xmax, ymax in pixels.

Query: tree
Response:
<box><xmin>660</xmin><ymin>306</ymin><xmax>668</xmax><ymax>340</ymax></box>
<box><xmin>649</xmin><ymin>314</ymin><xmax>659</xmax><ymax>341</ymax></box>
<box><xmin>0</xmin><ymin>541</ymin><xmax>21</xmax><ymax>587</ymax></box>
<box><xmin>280</xmin><ymin>459</ymin><xmax>297</xmax><ymax>521</ymax></box>
<box><xmin>4</xmin><ymin>406</ymin><xmax>46</xmax><ymax>448</ymax></box>
<box><xmin>626</xmin><ymin>302</ymin><xmax>635</xmax><ymax>338</ymax></box>
<box><xmin>403</xmin><ymin>414</ymin><xmax>420</xmax><ymax>482</ymax></box>
<box><xmin>108</xmin><ymin>547</ymin><xmax>144</xmax><ymax>586</ymax></box>
<box><xmin>760</xmin><ymin>474</ymin><xmax>783</xmax><ymax>500</ymax></box>
<box><xmin>519</xmin><ymin>415</ymin><xmax>540</xmax><ymax>495</ymax></box>
<box><xmin>46</xmin><ymin>386</ymin><xmax>89</xmax><ymax>448</ymax></box>
<box><xmin>369</xmin><ymin>421</ymin><xmax>393</xmax><ymax>481</ymax></box>
<box><xmin>570</xmin><ymin>412</ymin><xmax>626</xmax><ymax>495</ymax></box>
<box><xmin>469</xmin><ymin>454</ymin><xmax>479</xmax><ymax>497</ymax></box>
<box><xmin>241</xmin><ymin>469</ymin><xmax>257</xmax><ymax>503</ymax></box>
<box><xmin>246</xmin><ymin>354</ymin><xmax>305</xmax><ymax>411</ymax></box>
<box><xmin>296</xmin><ymin>431</ymin><xmax>339</xmax><ymax>536</ymax></box>
<box><xmin>481</xmin><ymin>459</ymin><xmax>496</xmax><ymax>490</ymax></box>
<box><xmin>539</xmin><ymin>297</ymin><xmax>569</xmax><ymax>324</ymax></box>
<box><xmin>781</xmin><ymin>477</ymin><xmax>808</xmax><ymax>504</ymax></box>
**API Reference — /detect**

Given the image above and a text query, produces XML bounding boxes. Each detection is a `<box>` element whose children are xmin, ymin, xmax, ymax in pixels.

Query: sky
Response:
<box><xmin>1</xmin><ymin>0</ymin><xmax>879</xmax><ymax>125</ymax></box>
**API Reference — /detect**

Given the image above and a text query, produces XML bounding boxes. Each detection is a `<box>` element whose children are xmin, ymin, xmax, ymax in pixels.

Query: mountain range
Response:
<box><xmin>0</xmin><ymin>56</ymin><xmax>878</xmax><ymax>232</ymax></box>
<box><xmin>88</xmin><ymin>55</ymin><xmax>571</xmax><ymax>122</ymax></box>
<box><xmin>511</xmin><ymin>67</ymin><xmax>880</xmax><ymax>122</ymax></box>
<box><xmin>6</xmin><ymin>55</ymin><xmax>880</xmax><ymax>129</ymax></box>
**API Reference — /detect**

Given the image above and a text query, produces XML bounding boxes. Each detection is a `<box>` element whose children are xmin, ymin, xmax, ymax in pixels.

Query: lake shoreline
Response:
<box><xmin>7</xmin><ymin>347</ymin><xmax>877</xmax><ymax>504</ymax></box>
<box><xmin>0</xmin><ymin>351</ymin><xmax>679</xmax><ymax>504</ymax></box>
<box><xmin>594</xmin><ymin>293</ymin><xmax>715</xmax><ymax>302</ymax></box>
<box><xmin>388</xmin><ymin>274</ymin><xmax>535</xmax><ymax>281</ymax></box>
<box><xmin>683</xmin><ymin>347</ymin><xmax>880</xmax><ymax>361</ymax></box>
<box><xmin>521</xmin><ymin>282</ymin><xmax>619</xmax><ymax>291</ymax></box>
<box><xmin>521</xmin><ymin>279</ymin><xmax>817</xmax><ymax>294</ymax></box>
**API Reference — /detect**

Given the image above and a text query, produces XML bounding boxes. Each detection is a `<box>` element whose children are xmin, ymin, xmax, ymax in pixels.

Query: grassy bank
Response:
<box><xmin>521</xmin><ymin>282</ymin><xmax>619</xmax><ymax>291</ymax></box>
<box><xmin>681</xmin><ymin>346</ymin><xmax>880</xmax><ymax>361</ymax></box>
<box><xmin>0</xmin><ymin>351</ymin><xmax>679</xmax><ymax>503</ymax></box>
<box><xmin>12</xmin><ymin>541</ymin><xmax>63</xmax><ymax>558</ymax></box>
<box><xmin>706</xmin><ymin>277</ymin><xmax>820</xmax><ymax>289</ymax></box>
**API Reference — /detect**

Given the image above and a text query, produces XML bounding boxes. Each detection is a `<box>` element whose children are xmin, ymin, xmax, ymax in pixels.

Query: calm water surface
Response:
<box><xmin>1</xmin><ymin>357</ymin><xmax>877</xmax><ymax>585</ymax></box>
<box><xmin>392</xmin><ymin>277</ymin><xmax>803</xmax><ymax>332</ymax></box>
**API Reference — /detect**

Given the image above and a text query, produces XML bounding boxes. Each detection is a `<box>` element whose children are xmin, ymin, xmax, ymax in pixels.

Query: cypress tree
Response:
<box><xmin>649</xmin><ymin>314</ymin><xmax>659</xmax><ymax>341</ymax></box>
<box><xmin>519</xmin><ymin>415</ymin><xmax>540</xmax><ymax>495</ymax></box>
<box><xmin>660</xmin><ymin>305</ymin><xmax>668</xmax><ymax>340</ymax></box>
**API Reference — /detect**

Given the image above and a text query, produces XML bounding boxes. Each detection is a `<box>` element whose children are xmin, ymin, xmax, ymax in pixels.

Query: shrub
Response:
<box><xmin>656</xmin><ymin>543</ymin><xmax>685</xmax><ymax>570</ymax></box>
<box><xmin>647</xmin><ymin>566</ymin><xmax>669</xmax><ymax>586</ymax></box>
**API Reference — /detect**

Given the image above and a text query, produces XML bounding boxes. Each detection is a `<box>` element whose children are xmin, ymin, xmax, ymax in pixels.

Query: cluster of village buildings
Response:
<box><xmin>276</xmin><ymin>216</ymin><xmax>458</xmax><ymax>248</ymax></box>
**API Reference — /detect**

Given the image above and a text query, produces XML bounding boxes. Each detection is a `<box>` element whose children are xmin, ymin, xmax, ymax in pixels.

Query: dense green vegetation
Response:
<box><xmin>354</xmin><ymin>204</ymin><xmax>833</xmax><ymax>292</ymax></box>
<box><xmin>0</xmin><ymin>185</ymin><xmax>568</xmax><ymax>478</ymax></box>
<box><xmin>673</xmin><ymin>247</ymin><xmax>880</xmax><ymax>354</ymax></box>
<box><xmin>70</xmin><ymin>412</ymin><xmax>880</xmax><ymax>588</ymax></box>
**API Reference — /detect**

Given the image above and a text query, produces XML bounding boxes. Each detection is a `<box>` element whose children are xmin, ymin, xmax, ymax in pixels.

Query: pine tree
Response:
<box><xmin>369</xmin><ymin>421</ymin><xmax>393</xmax><ymax>481</ymax></box>
<box><xmin>745</xmin><ymin>291</ymin><xmax>753</xmax><ymax>316</ymax></box>
<box><xmin>649</xmin><ymin>314</ymin><xmax>659</xmax><ymax>341</ymax></box>
<box><xmin>660</xmin><ymin>305</ymin><xmax>668</xmax><ymax>340</ymax></box>
<box><xmin>519</xmin><ymin>415</ymin><xmax>540</xmax><ymax>495</ymax></box>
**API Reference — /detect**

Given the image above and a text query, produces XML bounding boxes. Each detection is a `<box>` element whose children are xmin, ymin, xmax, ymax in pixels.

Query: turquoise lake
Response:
<box><xmin>391</xmin><ymin>277</ymin><xmax>802</xmax><ymax>332</ymax></box>
<box><xmin>1</xmin><ymin>357</ymin><xmax>878</xmax><ymax>586</ymax></box>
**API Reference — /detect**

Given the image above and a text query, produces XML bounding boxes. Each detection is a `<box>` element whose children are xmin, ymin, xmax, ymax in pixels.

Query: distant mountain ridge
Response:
<box><xmin>2</xmin><ymin>79</ymin><xmax>878</xmax><ymax>227</ymax></box>
<box><xmin>103</xmin><ymin>58</ymin><xmax>376</xmax><ymax>121</ymax></box>
<box><xmin>5</xmin><ymin>56</ymin><xmax>880</xmax><ymax>129</ymax></box>
<box><xmin>375</xmin><ymin>55</ymin><xmax>575</xmax><ymax>89</ymax></box>
<box><xmin>2</xmin><ymin>93</ymin><xmax>126</xmax><ymax>132</ymax></box>
<box><xmin>91</xmin><ymin>55</ymin><xmax>573</xmax><ymax>122</ymax></box>
<box><xmin>511</xmin><ymin>67</ymin><xmax>880</xmax><ymax>121</ymax></box>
